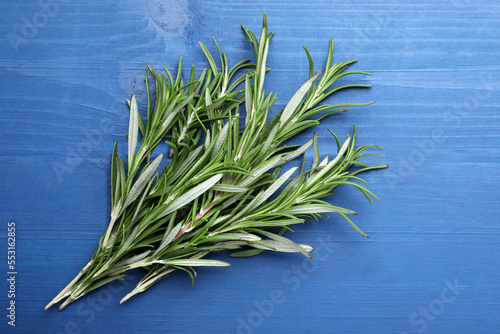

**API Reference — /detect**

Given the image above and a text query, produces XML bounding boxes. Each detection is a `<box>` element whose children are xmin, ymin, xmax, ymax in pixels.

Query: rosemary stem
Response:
<box><xmin>58</xmin><ymin>297</ymin><xmax>75</xmax><ymax>311</ymax></box>
<box><xmin>45</xmin><ymin>260</ymin><xmax>92</xmax><ymax>310</ymax></box>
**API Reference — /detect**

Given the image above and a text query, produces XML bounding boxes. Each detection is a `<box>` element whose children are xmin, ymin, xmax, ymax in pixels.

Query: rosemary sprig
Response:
<box><xmin>46</xmin><ymin>14</ymin><xmax>386</xmax><ymax>311</ymax></box>
<box><xmin>45</xmin><ymin>56</ymin><xmax>251</xmax><ymax>310</ymax></box>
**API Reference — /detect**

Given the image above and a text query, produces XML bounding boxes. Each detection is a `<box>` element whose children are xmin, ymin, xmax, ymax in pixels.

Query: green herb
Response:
<box><xmin>45</xmin><ymin>14</ymin><xmax>386</xmax><ymax>311</ymax></box>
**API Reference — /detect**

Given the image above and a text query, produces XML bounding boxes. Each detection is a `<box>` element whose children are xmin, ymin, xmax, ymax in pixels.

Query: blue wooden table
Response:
<box><xmin>1</xmin><ymin>1</ymin><xmax>499</xmax><ymax>333</ymax></box>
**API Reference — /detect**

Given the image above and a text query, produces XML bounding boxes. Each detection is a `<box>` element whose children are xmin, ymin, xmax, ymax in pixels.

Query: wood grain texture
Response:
<box><xmin>0</xmin><ymin>0</ymin><xmax>499</xmax><ymax>333</ymax></box>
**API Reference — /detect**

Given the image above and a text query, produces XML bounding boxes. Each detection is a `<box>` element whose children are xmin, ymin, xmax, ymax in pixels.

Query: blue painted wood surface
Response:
<box><xmin>1</xmin><ymin>0</ymin><xmax>499</xmax><ymax>333</ymax></box>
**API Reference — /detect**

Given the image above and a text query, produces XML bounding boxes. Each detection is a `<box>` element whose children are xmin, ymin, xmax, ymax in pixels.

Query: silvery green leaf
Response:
<box><xmin>211</xmin><ymin>184</ymin><xmax>248</xmax><ymax>193</ymax></box>
<box><xmin>154</xmin><ymin>223</ymin><xmax>183</xmax><ymax>256</ymax></box>
<box><xmin>241</xmin><ymin>155</ymin><xmax>284</xmax><ymax>187</ymax></box>
<box><xmin>205</xmin><ymin>87</ymin><xmax>212</xmax><ymax>107</ymax></box>
<box><xmin>204</xmin><ymin>233</ymin><xmax>261</xmax><ymax>242</ymax></box>
<box><xmin>200</xmin><ymin>96</ymin><xmax>228</xmax><ymax>112</ymax></box>
<box><xmin>249</xmin><ymin>240</ymin><xmax>314</xmax><ymax>253</ymax></box>
<box><xmin>312</xmin><ymin>132</ymin><xmax>319</xmax><ymax>168</ymax></box>
<box><xmin>211</xmin><ymin>121</ymin><xmax>229</xmax><ymax>159</ymax></box>
<box><xmin>194</xmin><ymin>68</ymin><xmax>207</xmax><ymax>95</ymax></box>
<box><xmin>251</xmin><ymin>219</ymin><xmax>305</xmax><ymax>228</ymax></box>
<box><xmin>123</xmin><ymin>154</ymin><xmax>163</xmax><ymax>209</ymax></box>
<box><xmin>246</xmin><ymin>166</ymin><xmax>298</xmax><ymax>211</ymax></box>
<box><xmin>130</xmin><ymin>177</ymin><xmax>154</xmax><ymax>225</ymax></box>
<box><xmin>204</xmin><ymin>129</ymin><xmax>211</xmax><ymax>149</ymax></box>
<box><xmin>113</xmin><ymin>251</ymin><xmax>151</xmax><ymax>269</ymax></box>
<box><xmin>172</xmin><ymin>91</ymin><xmax>196</xmax><ymax>115</ymax></box>
<box><xmin>160</xmin><ymin>108</ymin><xmax>178</xmax><ymax>131</ymax></box>
<box><xmin>121</xmin><ymin>225</ymin><xmax>139</xmax><ymax>251</ymax></box>
<box><xmin>255</xmin><ymin>230</ymin><xmax>313</xmax><ymax>259</ymax></box>
<box><xmin>235</xmin><ymin>233</ymin><xmax>261</xmax><ymax>241</ymax></box>
<box><xmin>300</xmin><ymin>152</ymin><xmax>306</xmax><ymax>174</ymax></box>
<box><xmin>308</xmin><ymin>136</ymin><xmax>351</xmax><ymax>185</ymax></box>
<box><xmin>282</xmin><ymin>204</ymin><xmax>357</xmax><ymax>215</ymax></box>
<box><xmin>155</xmin><ymin>259</ymin><xmax>231</xmax><ymax>267</ymax></box>
<box><xmin>282</xmin><ymin>173</ymin><xmax>304</xmax><ymax>194</ymax></box>
<box><xmin>310</xmin><ymin>154</ymin><xmax>329</xmax><ymax>178</ymax></box>
<box><xmin>257</xmin><ymin>35</ymin><xmax>270</xmax><ymax>93</ymax></box>
<box><xmin>245</xmin><ymin>75</ymin><xmax>252</xmax><ymax>122</ymax></box>
<box><xmin>169</xmin><ymin>145</ymin><xmax>204</xmax><ymax>183</ymax></box>
<box><xmin>260</xmin><ymin>121</ymin><xmax>279</xmax><ymax>154</ymax></box>
<box><xmin>256</xmin><ymin>17</ymin><xmax>267</xmax><ymax>84</ymax></box>
<box><xmin>221</xmin><ymin>192</ymin><xmax>245</xmax><ymax>209</ymax></box>
<box><xmin>282</xmin><ymin>136</ymin><xmax>314</xmax><ymax>162</ymax></box>
<box><xmin>161</xmin><ymin>173</ymin><xmax>224</xmax><ymax>216</ymax></box>
<box><xmin>212</xmin><ymin>214</ymin><xmax>234</xmax><ymax>226</ymax></box>
<box><xmin>163</xmin><ymin>94</ymin><xmax>180</xmax><ymax>117</ymax></box>
<box><xmin>319</xmin><ymin>154</ymin><xmax>329</xmax><ymax>167</ymax></box>
<box><xmin>128</xmin><ymin>94</ymin><xmax>139</xmax><ymax>171</ymax></box>
<box><xmin>279</xmin><ymin>71</ymin><xmax>320</xmax><ymax>126</ymax></box>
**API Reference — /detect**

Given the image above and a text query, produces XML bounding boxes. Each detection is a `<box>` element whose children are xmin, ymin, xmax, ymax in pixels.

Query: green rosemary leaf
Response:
<box><xmin>110</xmin><ymin>141</ymin><xmax>118</xmax><ymax>208</ymax></box>
<box><xmin>349</xmin><ymin>164</ymin><xmax>389</xmax><ymax>177</ymax></box>
<box><xmin>244</xmin><ymin>75</ymin><xmax>252</xmax><ymax>117</ymax></box>
<box><xmin>308</xmin><ymin>135</ymin><xmax>351</xmax><ymax>186</ymax></box>
<box><xmin>155</xmin><ymin>223</ymin><xmax>183</xmax><ymax>256</ymax></box>
<box><xmin>211</xmin><ymin>121</ymin><xmax>229</xmax><ymax>159</ymax></box>
<box><xmin>113</xmin><ymin>251</ymin><xmax>151</xmax><ymax>269</ymax></box>
<box><xmin>161</xmin><ymin>173</ymin><xmax>224</xmax><ymax>216</ymax></box>
<box><xmin>302</xmin><ymin>44</ymin><xmax>314</xmax><ymax>78</ymax></box>
<box><xmin>114</xmin><ymin>152</ymin><xmax>126</xmax><ymax>207</ymax></box>
<box><xmin>282</xmin><ymin>173</ymin><xmax>305</xmax><ymax>195</ymax></box>
<box><xmin>333</xmin><ymin>180</ymin><xmax>380</xmax><ymax>204</ymax></box>
<box><xmin>199</xmin><ymin>41</ymin><xmax>219</xmax><ymax>75</ymax></box>
<box><xmin>128</xmin><ymin>94</ymin><xmax>139</xmax><ymax>172</ymax></box>
<box><xmin>202</xmin><ymin>233</ymin><xmax>261</xmax><ymax>243</ymax></box>
<box><xmin>169</xmin><ymin>145</ymin><xmax>205</xmax><ymax>183</ymax></box>
<box><xmin>251</xmin><ymin>230</ymin><xmax>313</xmax><ymax>259</ymax></box>
<box><xmin>248</xmin><ymin>166</ymin><xmax>299</xmax><ymax>210</ymax></box>
<box><xmin>210</xmin><ymin>184</ymin><xmax>248</xmax><ymax>193</ymax></box>
<box><xmin>283</xmin><ymin>134</ymin><xmax>316</xmax><ymax>162</ymax></box>
<box><xmin>323</xmin><ymin>84</ymin><xmax>373</xmax><ymax>100</ymax></box>
<box><xmin>123</xmin><ymin>154</ymin><xmax>163</xmax><ymax>209</ymax></box>
<box><xmin>248</xmin><ymin>240</ymin><xmax>314</xmax><ymax>254</ymax></box>
<box><xmin>145</xmin><ymin>68</ymin><xmax>152</xmax><ymax>135</ymax></box>
<box><xmin>137</xmin><ymin>110</ymin><xmax>146</xmax><ymax>138</ymax></box>
<box><xmin>282</xmin><ymin>204</ymin><xmax>357</xmax><ymax>215</ymax></box>
<box><xmin>312</xmin><ymin>132</ymin><xmax>320</xmax><ymax>168</ymax></box>
<box><xmin>279</xmin><ymin>71</ymin><xmax>320</xmax><ymax>127</ymax></box>
<box><xmin>240</xmin><ymin>155</ymin><xmax>283</xmax><ymax>187</ymax></box>
<box><xmin>175</xmin><ymin>56</ymin><xmax>183</xmax><ymax>87</ymax></box>
<box><xmin>154</xmin><ymin>259</ymin><xmax>231</xmax><ymax>267</ymax></box>
<box><xmin>130</xmin><ymin>178</ymin><xmax>155</xmax><ymax>226</ymax></box>
<box><xmin>338</xmin><ymin>212</ymin><xmax>369</xmax><ymax>238</ymax></box>
<box><xmin>260</xmin><ymin>121</ymin><xmax>279</xmax><ymax>154</ymax></box>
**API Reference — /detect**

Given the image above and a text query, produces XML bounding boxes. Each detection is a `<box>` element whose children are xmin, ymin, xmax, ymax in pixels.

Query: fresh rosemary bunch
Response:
<box><xmin>46</xmin><ymin>14</ymin><xmax>386</xmax><ymax>311</ymax></box>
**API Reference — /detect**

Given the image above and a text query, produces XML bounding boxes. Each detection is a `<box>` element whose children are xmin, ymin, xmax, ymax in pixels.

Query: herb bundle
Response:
<box><xmin>45</xmin><ymin>14</ymin><xmax>386</xmax><ymax>311</ymax></box>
